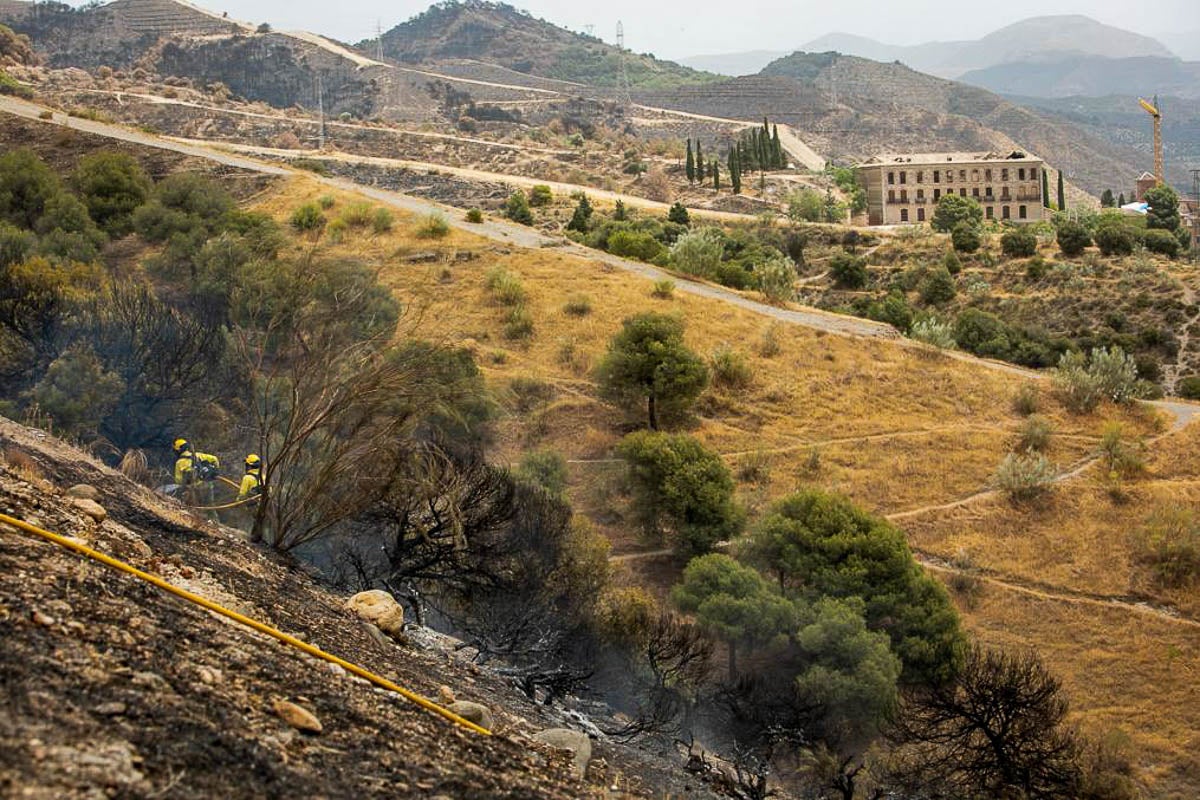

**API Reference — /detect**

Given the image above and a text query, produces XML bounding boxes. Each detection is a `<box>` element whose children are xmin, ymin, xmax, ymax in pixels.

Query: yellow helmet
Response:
<box><xmin>245</xmin><ymin>454</ymin><xmax>262</xmax><ymax>469</ymax></box>
<box><xmin>173</xmin><ymin>438</ymin><xmax>190</xmax><ymax>454</ymax></box>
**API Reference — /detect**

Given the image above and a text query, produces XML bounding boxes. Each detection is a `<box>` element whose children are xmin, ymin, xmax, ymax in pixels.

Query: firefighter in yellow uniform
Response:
<box><xmin>172</xmin><ymin>438</ymin><xmax>220</xmax><ymax>506</ymax></box>
<box><xmin>238</xmin><ymin>454</ymin><xmax>264</xmax><ymax>501</ymax></box>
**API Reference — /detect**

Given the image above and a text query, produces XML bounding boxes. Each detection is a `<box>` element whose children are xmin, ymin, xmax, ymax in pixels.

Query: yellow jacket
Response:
<box><xmin>237</xmin><ymin>469</ymin><xmax>263</xmax><ymax>501</ymax></box>
<box><xmin>174</xmin><ymin>451</ymin><xmax>220</xmax><ymax>486</ymax></box>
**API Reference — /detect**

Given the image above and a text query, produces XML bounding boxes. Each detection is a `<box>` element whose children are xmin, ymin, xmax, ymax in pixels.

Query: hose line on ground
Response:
<box><xmin>0</xmin><ymin>512</ymin><xmax>491</xmax><ymax>736</ymax></box>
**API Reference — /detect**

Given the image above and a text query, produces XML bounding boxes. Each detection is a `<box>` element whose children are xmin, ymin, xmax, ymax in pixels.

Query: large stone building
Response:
<box><xmin>856</xmin><ymin>151</ymin><xmax>1047</xmax><ymax>226</ymax></box>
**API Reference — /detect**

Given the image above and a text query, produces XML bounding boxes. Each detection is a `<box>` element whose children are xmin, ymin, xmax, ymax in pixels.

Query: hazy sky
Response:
<box><xmin>176</xmin><ymin>0</ymin><xmax>1197</xmax><ymax>58</ymax></box>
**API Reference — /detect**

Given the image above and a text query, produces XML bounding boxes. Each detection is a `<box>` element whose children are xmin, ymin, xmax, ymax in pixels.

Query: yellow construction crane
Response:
<box><xmin>1138</xmin><ymin>96</ymin><xmax>1163</xmax><ymax>186</ymax></box>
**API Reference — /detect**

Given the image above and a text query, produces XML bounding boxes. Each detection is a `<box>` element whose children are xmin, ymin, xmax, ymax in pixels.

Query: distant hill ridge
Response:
<box><xmin>685</xmin><ymin>14</ymin><xmax>1177</xmax><ymax>78</ymax></box>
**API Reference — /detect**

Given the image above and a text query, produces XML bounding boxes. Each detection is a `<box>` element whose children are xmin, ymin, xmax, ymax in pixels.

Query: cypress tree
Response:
<box><xmin>1100</xmin><ymin>188</ymin><xmax>1114</xmax><ymax>207</ymax></box>
<box><xmin>685</xmin><ymin>139</ymin><xmax>695</xmax><ymax>184</ymax></box>
<box><xmin>1042</xmin><ymin>169</ymin><xmax>1050</xmax><ymax>209</ymax></box>
<box><xmin>696</xmin><ymin>140</ymin><xmax>704</xmax><ymax>179</ymax></box>
<box><xmin>729</xmin><ymin>150</ymin><xmax>740</xmax><ymax>195</ymax></box>
<box><xmin>772</xmin><ymin>124</ymin><xmax>783</xmax><ymax>168</ymax></box>
<box><xmin>712</xmin><ymin>159</ymin><xmax>720</xmax><ymax>191</ymax></box>
<box><xmin>1118</xmin><ymin>192</ymin><xmax>1126</xmax><ymax>206</ymax></box>
<box><xmin>1057</xmin><ymin>170</ymin><xmax>1066</xmax><ymax>211</ymax></box>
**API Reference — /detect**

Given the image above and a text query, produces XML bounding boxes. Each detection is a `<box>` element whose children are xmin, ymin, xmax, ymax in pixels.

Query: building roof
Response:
<box><xmin>1136</xmin><ymin>171</ymin><xmax>1158</xmax><ymax>181</ymax></box>
<box><xmin>857</xmin><ymin>150</ymin><xmax>1042</xmax><ymax>167</ymax></box>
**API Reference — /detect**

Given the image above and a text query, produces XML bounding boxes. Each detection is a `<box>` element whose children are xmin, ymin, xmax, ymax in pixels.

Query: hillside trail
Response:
<box><xmin>5</xmin><ymin>97</ymin><xmax>1198</xmax><ymax>635</ymax></box>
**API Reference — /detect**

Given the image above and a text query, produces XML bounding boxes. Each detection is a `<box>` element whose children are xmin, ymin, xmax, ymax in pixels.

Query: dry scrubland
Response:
<box><xmin>253</xmin><ymin>174</ymin><xmax>1199</xmax><ymax>795</ymax></box>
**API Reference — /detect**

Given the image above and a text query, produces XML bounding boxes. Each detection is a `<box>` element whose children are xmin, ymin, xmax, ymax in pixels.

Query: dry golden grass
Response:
<box><xmin>253</xmin><ymin>177</ymin><xmax>1198</xmax><ymax>795</ymax></box>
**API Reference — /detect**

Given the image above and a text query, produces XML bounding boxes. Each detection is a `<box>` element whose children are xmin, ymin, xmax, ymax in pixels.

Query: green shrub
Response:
<box><xmin>1177</xmin><ymin>376</ymin><xmax>1200</xmax><ymax>400</ymax></box>
<box><xmin>919</xmin><ymin>266</ymin><xmax>956</xmax><ymax>305</ymax></box>
<box><xmin>466</xmin><ymin>207</ymin><xmax>484</xmax><ymax>223</ymax></box>
<box><xmin>756</xmin><ymin>253</ymin><xmax>795</xmax><ymax>302</ymax></box>
<box><xmin>1142</xmin><ymin>228</ymin><xmax>1180</xmax><ymax>258</ymax></box>
<box><xmin>651</xmin><ymin>279</ymin><xmax>675</xmax><ymax>299</ymax></box>
<box><xmin>909</xmin><ymin>318</ymin><xmax>956</xmax><ymax>349</ymax></box>
<box><xmin>503</xmin><ymin>305</ymin><xmax>535</xmax><ymax>340</ymax></box>
<box><xmin>932</xmin><ymin>194</ymin><xmax>983</xmax><ymax>232</ymax></box>
<box><xmin>1012</xmin><ymin>383</ymin><xmax>1041</xmax><ymax>416</ymax></box>
<box><xmin>994</xmin><ymin>451</ymin><xmax>1054</xmax><ymax>502</ymax></box>
<box><xmin>1056</xmin><ymin>220</ymin><xmax>1091</xmax><ymax>256</ymax></box>
<box><xmin>339</xmin><ymin>201</ymin><xmax>375</xmax><ymax>227</ymax></box>
<box><xmin>484</xmin><ymin>266</ymin><xmax>526</xmax><ymax>306</ymax></box>
<box><xmin>1025</xmin><ymin>257</ymin><xmax>1048</xmax><ymax>281</ymax></box>
<box><xmin>608</xmin><ymin>230</ymin><xmax>663</xmax><ymax>262</ymax></box>
<box><xmin>1130</xmin><ymin>507</ymin><xmax>1200</xmax><ymax>588</ymax></box>
<box><xmin>1098</xmin><ymin>423</ymin><xmax>1145</xmax><ymax>478</ymax></box>
<box><xmin>0</xmin><ymin>69</ymin><xmax>32</xmax><ymax>99</ymax></box>
<box><xmin>953</xmin><ymin>308</ymin><xmax>1011</xmax><ymax>359</ymax></box>
<box><xmin>291</xmin><ymin>158</ymin><xmax>329</xmax><ymax>175</ymax></box>
<box><xmin>71</xmin><ymin>151</ymin><xmax>152</xmax><ymax>237</ymax></box>
<box><xmin>829</xmin><ymin>252</ymin><xmax>868</xmax><ymax>289</ymax></box>
<box><xmin>1000</xmin><ymin>227</ymin><xmax>1038</xmax><ymax>258</ymax></box>
<box><xmin>504</xmin><ymin>191</ymin><xmax>533</xmax><ymax>225</ymax></box>
<box><xmin>669</xmin><ymin>227</ymin><xmax>724</xmax><ymax>277</ymax></box>
<box><xmin>516</xmin><ymin>449</ymin><xmax>568</xmax><ymax>496</ymax></box>
<box><xmin>709</xmin><ymin>343</ymin><xmax>753</xmax><ymax>389</ymax></box>
<box><xmin>563</xmin><ymin>294</ymin><xmax>592</xmax><ymax>316</ymax></box>
<box><xmin>528</xmin><ymin>184</ymin><xmax>553</xmax><ymax>207</ymax></box>
<box><xmin>415</xmin><ymin>212</ymin><xmax>450</xmax><ymax>239</ymax></box>
<box><xmin>289</xmin><ymin>203</ymin><xmax>325</xmax><ymax>232</ymax></box>
<box><xmin>667</xmin><ymin>201</ymin><xmax>690</xmax><ymax>226</ymax></box>
<box><xmin>371</xmin><ymin>207</ymin><xmax>394</xmax><ymax>234</ymax></box>
<box><xmin>326</xmin><ymin>217</ymin><xmax>348</xmax><ymax>243</ymax></box>
<box><xmin>951</xmin><ymin>222</ymin><xmax>981</xmax><ymax>253</ymax></box>
<box><xmin>1094</xmin><ymin>223</ymin><xmax>1135</xmax><ymax>256</ymax></box>
<box><xmin>1053</xmin><ymin>347</ymin><xmax>1145</xmax><ymax>413</ymax></box>
<box><xmin>1016</xmin><ymin>415</ymin><xmax>1053</xmax><ymax>453</ymax></box>
<box><xmin>317</xmin><ymin>194</ymin><xmax>336</xmax><ymax>209</ymax></box>
<box><xmin>758</xmin><ymin>323</ymin><xmax>782</xmax><ymax>357</ymax></box>
<box><xmin>942</xmin><ymin>250</ymin><xmax>962</xmax><ymax>275</ymax></box>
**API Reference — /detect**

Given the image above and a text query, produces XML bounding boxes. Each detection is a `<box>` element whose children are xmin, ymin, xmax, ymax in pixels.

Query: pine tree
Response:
<box><xmin>1100</xmin><ymin>188</ymin><xmax>1114</xmax><ymax>207</ymax></box>
<box><xmin>772</xmin><ymin>124</ymin><xmax>783</xmax><ymax>168</ymax></box>
<box><xmin>1057</xmin><ymin>170</ymin><xmax>1066</xmax><ymax>211</ymax></box>
<box><xmin>685</xmin><ymin>139</ymin><xmax>695</xmax><ymax>185</ymax></box>
<box><xmin>712</xmin><ymin>159</ymin><xmax>720</xmax><ymax>191</ymax></box>
<box><xmin>1042</xmin><ymin>170</ymin><xmax>1050</xmax><ymax>209</ymax></box>
<box><xmin>1118</xmin><ymin>192</ymin><xmax>1126</xmax><ymax>206</ymax></box>
<box><xmin>566</xmin><ymin>193</ymin><xmax>593</xmax><ymax>233</ymax></box>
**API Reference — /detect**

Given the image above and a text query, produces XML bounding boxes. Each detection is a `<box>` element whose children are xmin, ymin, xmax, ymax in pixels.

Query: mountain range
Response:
<box><xmin>682</xmin><ymin>15</ymin><xmax>1181</xmax><ymax>78</ymax></box>
<box><xmin>1</xmin><ymin>0</ymin><xmax>1182</xmax><ymax>194</ymax></box>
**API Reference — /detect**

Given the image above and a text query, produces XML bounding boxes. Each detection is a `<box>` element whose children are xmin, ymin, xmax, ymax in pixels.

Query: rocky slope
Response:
<box><xmin>0</xmin><ymin>416</ymin><xmax>720</xmax><ymax>799</ymax></box>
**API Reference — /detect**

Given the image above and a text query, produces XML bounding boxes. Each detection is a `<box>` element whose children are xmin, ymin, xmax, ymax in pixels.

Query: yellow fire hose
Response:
<box><xmin>0</xmin><ymin>512</ymin><xmax>491</xmax><ymax>736</ymax></box>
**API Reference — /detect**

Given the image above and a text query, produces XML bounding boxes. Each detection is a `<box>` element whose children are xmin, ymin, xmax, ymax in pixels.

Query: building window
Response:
<box><xmin>985</xmin><ymin>186</ymin><xmax>993</xmax><ymax>199</ymax></box>
<box><xmin>971</xmin><ymin>169</ymin><xmax>980</xmax><ymax>182</ymax></box>
<box><xmin>888</xmin><ymin>171</ymin><xmax>895</xmax><ymax>185</ymax></box>
<box><xmin>900</xmin><ymin>189</ymin><xmax>908</xmax><ymax>202</ymax></box>
<box><xmin>888</xmin><ymin>189</ymin><xmax>896</xmax><ymax>203</ymax></box>
<box><xmin>1018</xmin><ymin>168</ymin><xmax>1025</xmax><ymax>180</ymax></box>
<box><xmin>916</xmin><ymin>170</ymin><xmax>923</xmax><ymax>183</ymax></box>
<box><xmin>986</xmin><ymin>206</ymin><xmax>994</xmax><ymax>219</ymax></box>
<box><xmin>900</xmin><ymin>208</ymin><xmax>909</xmax><ymax>222</ymax></box>
<box><xmin>1029</xmin><ymin>168</ymin><xmax>1037</xmax><ymax>180</ymax></box>
<box><xmin>933</xmin><ymin>171</ymin><xmax>940</xmax><ymax>184</ymax></box>
<box><xmin>934</xmin><ymin>188</ymin><xmax>941</xmax><ymax>200</ymax></box>
<box><xmin>985</xmin><ymin>169</ymin><xmax>992</xmax><ymax>181</ymax></box>
<box><xmin>916</xmin><ymin>189</ymin><xmax>925</xmax><ymax>201</ymax></box>
<box><xmin>899</xmin><ymin>171</ymin><xmax>907</xmax><ymax>185</ymax></box>
<box><xmin>1002</xmin><ymin>206</ymin><xmax>1011</xmax><ymax>220</ymax></box>
<box><xmin>944</xmin><ymin>170</ymin><xmax>952</xmax><ymax>183</ymax></box>
<box><xmin>959</xmin><ymin>188</ymin><xmax>966</xmax><ymax>197</ymax></box>
<box><xmin>917</xmin><ymin>207</ymin><xmax>926</xmax><ymax>222</ymax></box>
<box><xmin>1019</xmin><ymin>205</ymin><xmax>1027</xmax><ymax>219</ymax></box>
<box><xmin>972</xmin><ymin>187</ymin><xmax>980</xmax><ymax>198</ymax></box>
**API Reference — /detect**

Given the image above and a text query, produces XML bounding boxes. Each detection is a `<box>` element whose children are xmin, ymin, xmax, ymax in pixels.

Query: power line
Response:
<box><xmin>616</xmin><ymin>21</ymin><xmax>632</xmax><ymax>106</ymax></box>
